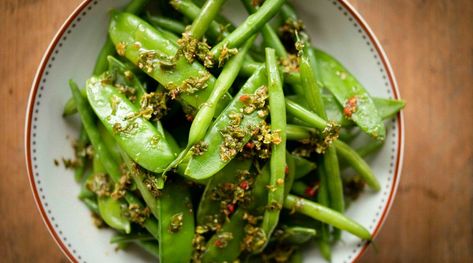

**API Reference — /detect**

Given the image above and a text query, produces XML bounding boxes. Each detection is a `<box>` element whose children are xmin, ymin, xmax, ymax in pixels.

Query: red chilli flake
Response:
<box><xmin>240</xmin><ymin>180</ymin><xmax>249</xmax><ymax>190</ymax></box>
<box><xmin>239</xmin><ymin>95</ymin><xmax>251</xmax><ymax>104</ymax></box>
<box><xmin>343</xmin><ymin>96</ymin><xmax>358</xmax><ymax>118</ymax></box>
<box><xmin>226</xmin><ymin>204</ymin><xmax>235</xmax><ymax>214</ymax></box>
<box><xmin>304</xmin><ymin>185</ymin><xmax>317</xmax><ymax>197</ymax></box>
<box><xmin>245</xmin><ymin>141</ymin><xmax>255</xmax><ymax>149</ymax></box>
<box><xmin>186</xmin><ymin>114</ymin><xmax>194</xmax><ymax>122</ymax></box>
<box><xmin>214</xmin><ymin>239</ymin><xmax>224</xmax><ymax>248</ymax></box>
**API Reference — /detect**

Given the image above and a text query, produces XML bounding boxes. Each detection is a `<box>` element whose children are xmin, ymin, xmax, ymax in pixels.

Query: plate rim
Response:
<box><xmin>24</xmin><ymin>0</ymin><xmax>404</xmax><ymax>262</ymax></box>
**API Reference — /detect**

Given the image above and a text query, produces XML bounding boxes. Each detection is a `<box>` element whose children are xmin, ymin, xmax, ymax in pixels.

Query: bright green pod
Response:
<box><xmin>158</xmin><ymin>180</ymin><xmax>195</xmax><ymax>263</ymax></box>
<box><xmin>108</xmin><ymin>12</ymin><xmax>231</xmax><ymax>113</ymax></box>
<box><xmin>314</xmin><ymin>49</ymin><xmax>386</xmax><ymax>140</ymax></box>
<box><xmin>196</xmin><ymin>159</ymin><xmax>252</xmax><ymax>226</ymax></box>
<box><xmin>181</xmin><ymin>67</ymin><xmax>267</xmax><ymax>180</ymax></box>
<box><xmin>86</xmin><ymin>76</ymin><xmax>175</xmax><ymax>173</ymax></box>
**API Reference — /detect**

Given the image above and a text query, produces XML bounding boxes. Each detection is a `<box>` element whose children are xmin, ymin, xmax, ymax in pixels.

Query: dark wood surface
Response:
<box><xmin>1</xmin><ymin>0</ymin><xmax>472</xmax><ymax>262</ymax></box>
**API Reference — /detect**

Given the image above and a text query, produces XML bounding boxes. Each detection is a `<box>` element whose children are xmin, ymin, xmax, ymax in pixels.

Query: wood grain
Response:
<box><xmin>0</xmin><ymin>0</ymin><xmax>471</xmax><ymax>262</ymax></box>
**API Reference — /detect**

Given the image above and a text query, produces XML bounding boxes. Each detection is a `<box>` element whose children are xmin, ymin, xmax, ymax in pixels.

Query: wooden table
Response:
<box><xmin>1</xmin><ymin>0</ymin><xmax>471</xmax><ymax>262</ymax></box>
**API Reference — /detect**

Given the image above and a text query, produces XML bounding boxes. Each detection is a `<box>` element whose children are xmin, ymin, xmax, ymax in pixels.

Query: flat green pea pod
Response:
<box><xmin>201</xmin><ymin>165</ymin><xmax>271</xmax><ymax>262</ymax></box>
<box><xmin>180</xmin><ymin>67</ymin><xmax>267</xmax><ymax>180</ymax></box>
<box><xmin>93</xmin><ymin>153</ymin><xmax>131</xmax><ymax>234</ymax></box>
<box><xmin>373</xmin><ymin>97</ymin><xmax>406</xmax><ymax>120</ymax></box>
<box><xmin>108</xmin><ymin>12</ymin><xmax>231</xmax><ymax>113</ymax></box>
<box><xmin>203</xmin><ymin>153</ymin><xmax>297</xmax><ymax>262</ymax></box>
<box><xmin>292</xmin><ymin>94</ymin><xmax>405</xmax><ymax>124</ymax></box>
<box><xmin>107</xmin><ymin>56</ymin><xmax>146</xmax><ymax>107</ymax></box>
<box><xmin>314</xmin><ymin>49</ymin><xmax>385</xmax><ymax>140</ymax></box>
<box><xmin>158</xmin><ymin>179</ymin><xmax>194</xmax><ymax>263</ymax></box>
<box><xmin>197</xmin><ymin>159</ymin><xmax>252</xmax><ymax>226</ymax></box>
<box><xmin>86</xmin><ymin>76</ymin><xmax>175</xmax><ymax>173</ymax></box>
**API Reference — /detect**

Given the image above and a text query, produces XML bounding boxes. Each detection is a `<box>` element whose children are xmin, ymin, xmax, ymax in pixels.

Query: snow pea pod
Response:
<box><xmin>158</xmin><ymin>179</ymin><xmax>194</xmax><ymax>263</ymax></box>
<box><xmin>86</xmin><ymin>76</ymin><xmax>175</xmax><ymax>173</ymax></box>
<box><xmin>373</xmin><ymin>97</ymin><xmax>406</xmax><ymax>120</ymax></box>
<box><xmin>70</xmin><ymin>80</ymin><xmax>159</xmax><ymax>239</ymax></box>
<box><xmin>93</xmin><ymin>154</ymin><xmax>132</xmax><ymax>234</ymax></box>
<box><xmin>203</xmin><ymin>153</ymin><xmax>297</xmax><ymax>261</ymax></box>
<box><xmin>314</xmin><ymin>49</ymin><xmax>385</xmax><ymax>140</ymax></box>
<box><xmin>181</xmin><ymin>67</ymin><xmax>267</xmax><ymax>180</ymax></box>
<box><xmin>63</xmin><ymin>0</ymin><xmax>150</xmax><ymax>116</ymax></box>
<box><xmin>292</xmin><ymin>154</ymin><xmax>317</xmax><ymax>180</ymax></box>
<box><xmin>196</xmin><ymin>159</ymin><xmax>252</xmax><ymax>226</ymax></box>
<box><xmin>108</xmin><ymin>12</ymin><xmax>231</xmax><ymax>113</ymax></box>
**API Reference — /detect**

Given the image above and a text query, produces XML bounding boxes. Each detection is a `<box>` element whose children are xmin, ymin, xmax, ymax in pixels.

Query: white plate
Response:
<box><xmin>25</xmin><ymin>0</ymin><xmax>404</xmax><ymax>262</ymax></box>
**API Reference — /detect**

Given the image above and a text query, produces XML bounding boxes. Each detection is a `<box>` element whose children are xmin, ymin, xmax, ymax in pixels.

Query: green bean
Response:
<box><xmin>146</xmin><ymin>13</ymin><xmax>186</xmax><ymax>34</ymax></box>
<box><xmin>170</xmin><ymin>0</ymin><xmax>228</xmax><ymax>42</ymax></box>
<box><xmin>323</xmin><ymin>146</ymin><xmax>344</xmax><ymax>221</ymax></box>
<box><xmin>209</xmin><ymin>0</ymin><xmax>286</xmax><ymax>63</ymax></box>
<box><xmin>260</xmin><ymin>48</ymin><xmax>287</xmax><ymax>251</ymax></box>
<box><xmin>181</xmin><ymin>67</ymin><xmax>266</xmax><ymax>180</ymax></box>
<box><xmin>241</xmin><ymin>0</ymin><xmax>287</xmax><ymax>58</ymax></box>
<box><xmin>163</xmin><ymin>36</ymin><xmax>255</xmax><ymax>174</ymax></box>
<box><xmin>86</xmin><ymin>76</ymin><xmax>175</xmax><ymax>173</ymax></box>
<box><xmin>285</xmin><ymin>98</ymin><xmax>328</xmax><ymax>130</ymax></box>
<box><xmin>188</xmin><ymin>36</ymin><xmax>255</xmax><ymax>146</ymax></box>
<box><xmin>356</xmin><ymin>139</ymin><xmax>384</xmax><ymax>158</ymax></box>
<box><xmin>120</xmin><ymin>153</ymin><xmax>160</xmax><ymax>220</ymax></box>
<box><xmin>286</xmin><ymin>124</ymin><xmax>311</xmax><ymax>141</ymax></box>
<box><xmin>189</xmin><ymin>0</ymin><xmax>227</xmax><ymax>39</ymax></box>
<box><xmin>157</xmin><ymin>179</ymin><xmax>194</xmax><ymax>263</ymax></box>
<box><xmin>283</xmin><ymin>195</ymin><xmax>371</xmax><ymax>240</ymax></box>
<box><xmin>108</xmin><ymin>12</ymin><xmax>232</xmax><ymax>113</ymax></box>
<box><xmin>280</xmin><ymin>3</ymin><xmax>297</xmax><ymax>21</ymax></box>
<box><xmin>317</xmin><ymin>163</ymin><xmax>332</xmax><ymax>261</ymax></box>
<box><xmin>70</xmin><ymin>79</ymin><xmax>160</xmax><ymax>239</ymax></box>
<box><xmin>298</xmin><ymin>34</ymin><xmax>327</xmax><ymax>119</ymax></box>
<box><xmin>272</xmin><ymin>226</ymin><xmax>316</xmax><ymax>245</ymax></box>
<box><xmin>334</xmin><ymin>140</ymin><xmax>380</xmax><ymax>191</ymax></box>
<box><xmin>92</xmin><ymin>153</ymin><xmax>132</xmax><ymax>233</ymax></box>
<box><xmin>73</xmin><ymin>127</ymin><xmax>89</xmax><ymax>182</ymax></box>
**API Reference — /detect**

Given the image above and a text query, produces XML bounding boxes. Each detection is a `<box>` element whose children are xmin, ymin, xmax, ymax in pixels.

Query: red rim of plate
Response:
<box><xmin>24</xmin><ymin>0</ymin><xmax>404</xmax><ymax>262</ymax></box>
